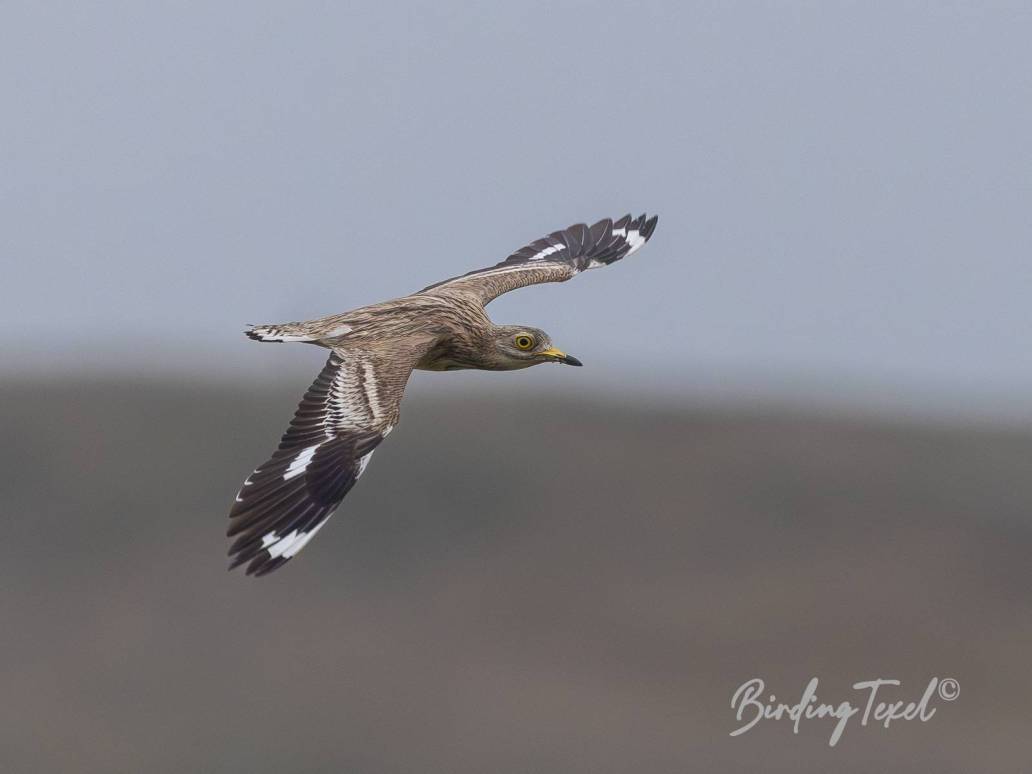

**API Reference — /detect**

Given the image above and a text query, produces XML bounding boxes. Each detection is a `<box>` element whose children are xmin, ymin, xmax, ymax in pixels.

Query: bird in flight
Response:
<box><xmin>227</xmin><ymin>213</ymin><xmax>659</xmax><ymax>576</ymax></box>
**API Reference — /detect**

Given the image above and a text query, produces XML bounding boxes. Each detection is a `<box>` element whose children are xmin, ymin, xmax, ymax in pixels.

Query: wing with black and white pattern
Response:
<box><xmin>226</xmin><ymin>344</ymin><xmax>425</xmax><ymax>576</ymax></box>
<box><xmin>419</xmin><ymin>213</ymin><xmax>658</xmax><ymax>306</ymax></box>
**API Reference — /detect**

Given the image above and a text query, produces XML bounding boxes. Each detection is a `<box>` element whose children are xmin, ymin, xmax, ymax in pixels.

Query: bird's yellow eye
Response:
<box><xmin>514</xmin><ymin>334</ymin><xmax>535</xmax><ymax>350</ymax></box>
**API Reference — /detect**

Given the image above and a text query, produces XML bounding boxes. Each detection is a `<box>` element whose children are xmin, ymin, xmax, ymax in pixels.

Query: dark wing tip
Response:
<box><xmin>227</xmin><ymin>550</ymin><xmax>289</xmax><ymax>577</ymax></box>
<box><xmin>568</xmin><ymin>211</ymin><xmax>658</xmax><ymax>269</ymax></box>
<box><xmin>641</xmin><ymin>213</ymin><xmax>659</xmax><ymax>240</ymax></box>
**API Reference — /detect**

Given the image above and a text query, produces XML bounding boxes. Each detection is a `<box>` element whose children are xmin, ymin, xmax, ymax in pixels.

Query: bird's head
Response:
<box><xmin>487</xmin><ymin>325</ymin><xmax>583</xmax><ymax>370</ymax></box>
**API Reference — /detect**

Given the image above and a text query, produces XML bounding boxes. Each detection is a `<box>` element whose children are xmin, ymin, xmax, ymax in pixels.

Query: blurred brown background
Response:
<box><xmin>2</xmin><ymin>376</ymin><xmax>1029</xmax><ymax>773</ymax></box>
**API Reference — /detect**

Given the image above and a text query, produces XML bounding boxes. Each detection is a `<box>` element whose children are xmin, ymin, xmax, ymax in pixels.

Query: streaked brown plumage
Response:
<box><xmin>228</xmin><ymin>213</ymin><xmax>658</xmax><ymax>575</ymax></box>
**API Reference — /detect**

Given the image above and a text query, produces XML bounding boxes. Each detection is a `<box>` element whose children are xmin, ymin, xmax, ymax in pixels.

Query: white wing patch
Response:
<box><xmin>260</xmin><ymin>519</ymin><xmax>329</xmax><ymax>559</ymax></box>
<box><xmin>281</xmin><ymin>526</ymin><xmax>321</xmax><ymax>558</ymax></box>
<box><xmin>261</xmin><ymin>529</ymin><xmax>298</xmax><ymax>558</ymax></box>
<box><xmin>529</xmin><ymin>243</ymin><xmax>565</xmax><ymax>261</ymax></box>
<box><xmin>283</xmin><ymin>443</ymin><xmax>320</xmax><ymax>480</ymax></box>
<box><xmin>623</xmin><ymin>228</ymin><xmax>646</xmax><ymax>255</ymax></box>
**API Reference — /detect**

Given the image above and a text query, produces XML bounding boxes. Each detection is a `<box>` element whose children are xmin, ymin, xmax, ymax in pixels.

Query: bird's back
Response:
<box><xmin>247</xmin><ymin>290</ymin><xmax>487</xmax><ymax>349</ymax></box>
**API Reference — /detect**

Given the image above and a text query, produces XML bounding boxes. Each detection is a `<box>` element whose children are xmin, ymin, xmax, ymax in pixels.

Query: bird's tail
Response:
<box><xmin>244</xmin><ymin>322</ymin><xmax>318</xmax><ymax>343</ymax></box>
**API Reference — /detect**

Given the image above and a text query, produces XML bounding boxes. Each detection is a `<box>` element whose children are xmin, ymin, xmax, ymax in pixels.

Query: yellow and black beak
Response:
<box><xmin>538</xmin><ymin>347</ymin><xmax>583</xmax><ymax>366</ymax></box>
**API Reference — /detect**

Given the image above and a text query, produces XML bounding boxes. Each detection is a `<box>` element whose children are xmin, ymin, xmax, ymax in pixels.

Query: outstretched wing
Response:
<box><xmin>227</xmin><ymin>342</ymin><xmax>428</xmax><ymax>576</ymax></box>
<box><xmin>419</xmin><ymin>213</ymin><xmax>658</xmax><ymax>306</ymax></box>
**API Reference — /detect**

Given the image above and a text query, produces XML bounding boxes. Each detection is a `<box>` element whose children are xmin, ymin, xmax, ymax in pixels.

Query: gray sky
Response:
<box><xmin>2</xmin><ymin>2</ymin><xmax>1031</xmax><ymax>414</ymax></box>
